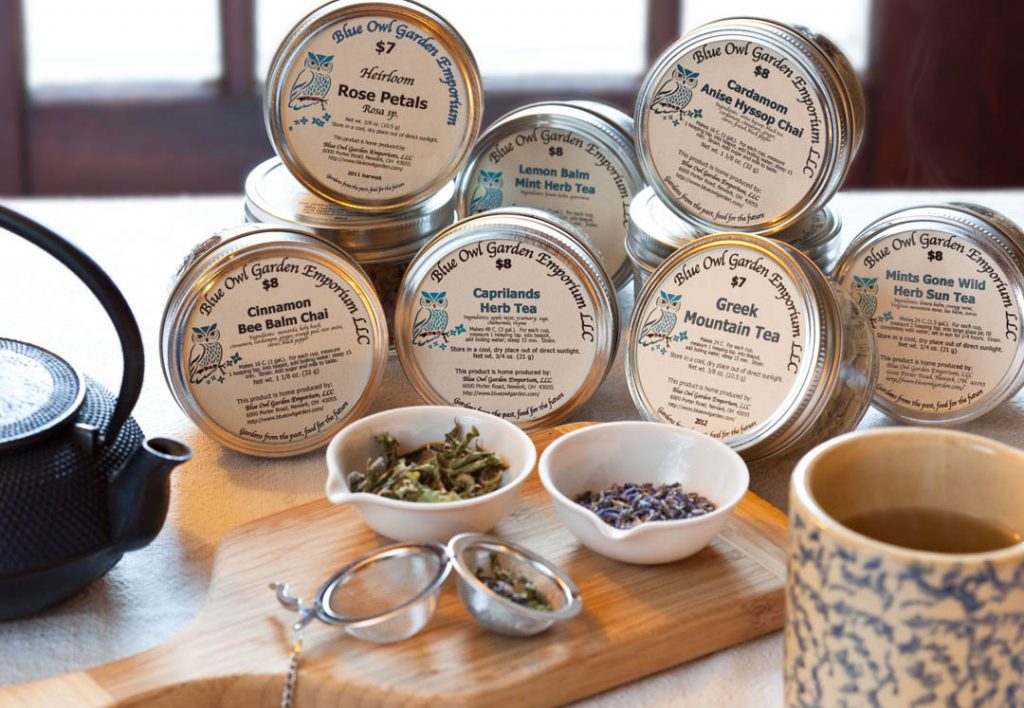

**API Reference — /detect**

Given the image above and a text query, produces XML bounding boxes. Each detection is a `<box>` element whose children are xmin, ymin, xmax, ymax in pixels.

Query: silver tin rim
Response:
<box><xmin>626</xmin><ymin>233</ymin><xmax>844</xmax><ymax>461</ymax></box>
<box><xmin>776</xmin><ymin>205</ymin><xmax>843</xmax><ymax>273</ymax></box>
<box><xmin>626</xmin><ymin>187</ymin><xmax>840</xmax><ymax>274</ymax></box>
<box><xmin>833</xmin><ymin>203</ymin><xmax>1024</xmax><ymax>425</ymax></box>
<box><xmin>455</xmin><ymin>101</ymin><xmax>644</xmax><ymax>290</ymax></box>
<box><xmin>773</xmin><ymin>204</ymin><xmax>841</xmax><ymax>250</ymax></box>
<box><xmin>160</xmin><ymin>224</ymin><xmax>390</xmax><ymax>457</ymax></box>
<box><xmin>634</xmin><ymin>17</ymin><xmax>862</xmax><ymax>236</ymax></box>
<box><xmin>244</xmin><ymin>157</ymin><xmax>455</xmax><ymax>263</ymax></box>
<box><xmin>561</xmin><ymin>100</ymin><xmax>635</xmax><ymax>144</ymax></box>
<box><xmin>626</xmin><ymin>186</ymin><xmax>701</xmax><ymax>271</ymax></box>
<box><xmin>264</xmin><ymin>0</ymin><xmax>483</xmax><ymax>213</ymax></box>
<box><xmin>394</xmin><ymin>207</ymin><xmax>619</xmax><ymax>433</ymax></box>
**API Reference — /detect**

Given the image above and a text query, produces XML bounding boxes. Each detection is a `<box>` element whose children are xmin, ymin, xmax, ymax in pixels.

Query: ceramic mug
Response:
<box><xmin>785</xmin><ymin>427</ymin><xmax>1024</xmax><ymax>706</ymax></box>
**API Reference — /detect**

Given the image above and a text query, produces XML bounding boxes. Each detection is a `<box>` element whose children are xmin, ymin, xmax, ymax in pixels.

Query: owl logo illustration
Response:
<box><xmin>413</xmin><ymin>291</ymin><xmax>450</xmax><ymax>345</ymax></box>
<box><xmin>188</xmin><ymin>323</ymin><xmax>224</xmax><ymax>384</ymax></box>
<box><xmin>650</xmin><ymin>66</ymin><xmax>700</xmax><ymax>116</ymax></box>
<box><xmin>288</xmin><ymin>52</ymin><xmax>334</xmax><ymax>110</ymax></box>
<box><xmin>639</xmin><ymin>291</ymin><xmax>683</xmax><ymax>346</ymax></box>
<box><xmin>468</xmin><ymin>171</ymin><xmax>504</xmax><ymax>214</ymax></box>
<box><xmin>849</xmin><ymin>276</ymin><xmax>879</xmax><ymax>319</ymax></box>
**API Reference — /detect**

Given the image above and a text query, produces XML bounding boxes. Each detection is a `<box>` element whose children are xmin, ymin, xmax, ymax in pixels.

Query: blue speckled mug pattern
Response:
<box><xmin>785</xmin><ymin>428</ymin><xmax>1024</xmax><ymax>707</ymax></box>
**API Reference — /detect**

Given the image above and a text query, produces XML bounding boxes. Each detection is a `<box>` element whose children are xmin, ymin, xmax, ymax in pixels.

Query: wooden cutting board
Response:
<box><xmin>3</xmin><ymin>422</ymin><xmax>788</xmax><ymax>707</ymax></box>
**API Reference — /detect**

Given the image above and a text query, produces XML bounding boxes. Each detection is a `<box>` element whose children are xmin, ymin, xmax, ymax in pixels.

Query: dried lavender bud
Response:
<box><xmin>574</xmin><ymin>482</ymin><xmax>716</xmax><ymax>529</ymax></box>
<box><xmin>475</xmin><ymin>553</ymin><xmax>552</xmax><ymax>611</ymax></box>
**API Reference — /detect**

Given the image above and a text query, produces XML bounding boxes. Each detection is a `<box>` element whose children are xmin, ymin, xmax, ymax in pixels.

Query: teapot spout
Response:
<box><xmin>109</xmin><ymin>437</ymin><xmax>192</xmax><ymax>552</ymax></box>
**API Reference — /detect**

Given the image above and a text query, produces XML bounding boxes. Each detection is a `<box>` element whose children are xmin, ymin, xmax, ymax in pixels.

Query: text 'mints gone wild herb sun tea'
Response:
<box><xmin>626</xmin><ymin>233</ymin><xmax>877</xmax><ymax>462</ymax></box>
<box><xmin>161</xmin><ymin>225</ymin><xmax>389</xmax><ymax>457</ymax></box>
<box><xmin>456</xmin><ymin>101</ymin><xmax>644</xmax><ymax>291</ymax></box>
<box><xmin>265</xmin><ymin>1</ymin><xmax>483</xmax><ymax>212</ymax></box>
<box><xmin>635</xmin><ymin>18</ymin><xmax>864</xmax><ymax>235</ymax></box>
<box><xmin>834</xmin><ymin>203</ymin><xmax>1024</xmax><ymax>425</ymax></box>
<box><xmin>395</xmin><ymin>208</ymin><xmax>619</xmax><ymax>432</ymax></box>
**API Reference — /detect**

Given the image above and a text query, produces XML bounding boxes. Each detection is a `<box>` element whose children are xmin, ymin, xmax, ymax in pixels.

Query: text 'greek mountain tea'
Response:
<box><xmin>626</xmin><ymin>233</ymin><xmax>877</xmax><ymax>461</ymax></box>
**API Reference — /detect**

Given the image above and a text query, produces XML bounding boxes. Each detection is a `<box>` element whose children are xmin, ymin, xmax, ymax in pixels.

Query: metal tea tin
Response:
<box><xmin>456</xmin><ymin>100</ymin><xmax>644</xmax><ymax>290</ymax></box>
<box><xmin>635</xmin><ymin>17</ymin><xmax>864</xmax><ymax>235</ymax></box>
<box><xmin>265</xmin><ymin>1</ymin><xmax>483</xmax><ymax>212</ymax></box>
<box><xmin>773</xmin><ymin>204</ymin><xmax>843</xmax><ymax>273</ymax></box>
<box><xmin>626</xmin><ymin>233</ymin><xmax>877</xmax><ymax>462</ymax></box>
<box><xmin>626</xmin><ymin>186</ymin><xmax>703</xmax><ymax>300</ymax></box>
<box><xmin>626</xmin><ymin>186</ymin><xmax>842</xmax><ymax>301</ymax></box>
<box><xmin>395</xmin><ymin>208</ymin><xmax>619</xmax><ymax>432</ymax></box>
<box><xmin>244</xmin><ymin>156</ymin><xmax>455</xmax><ymax>341</ymax></box>
<box><xmin>833</xmin><ymin>203</ymin><xmax>1024</xmax><ymax>425</ymax></box>
<box><xmin>161</xmin><ymin>225</ymin><xmax>389</xmax><ymax>457</ymax></box>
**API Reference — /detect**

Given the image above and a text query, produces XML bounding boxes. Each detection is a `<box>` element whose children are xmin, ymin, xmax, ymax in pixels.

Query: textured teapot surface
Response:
<box><xmin>0</xmin><ymin>205</ymin><xmax>191</xmax><ymax>619</ymax></box>
<box><xmin>0</xmin><ymin>367</ymin><xmax>146</xmax><ymax>576</ymax></box>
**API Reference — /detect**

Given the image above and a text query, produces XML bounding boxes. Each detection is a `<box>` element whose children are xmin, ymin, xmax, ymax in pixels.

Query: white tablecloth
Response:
<box><xmin>1</xmin><ymin>189</ymin><xmax>1022</xmax><ymax>704</ymax></box>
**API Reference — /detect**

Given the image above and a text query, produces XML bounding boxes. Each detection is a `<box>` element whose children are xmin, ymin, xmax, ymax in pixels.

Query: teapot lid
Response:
<box><xmin>0</xmin><ymin>338</ymin><xmax>85</xmax><ymax>451</ymax></box>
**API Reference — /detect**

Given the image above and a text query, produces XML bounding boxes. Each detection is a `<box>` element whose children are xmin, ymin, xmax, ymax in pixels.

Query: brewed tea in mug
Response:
<box><xmin>841</xmin><ymin>506</ymin><xmax>1022</xmax><ymax>554</ymax></box>
<box><xmin>786</xmin><ymin>427</ymin><xmax>1024</xmax><ymax>706</ymax></box>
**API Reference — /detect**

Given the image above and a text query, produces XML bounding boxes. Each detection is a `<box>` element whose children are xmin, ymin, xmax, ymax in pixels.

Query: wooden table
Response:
<box><xmin>1</xmin><ymin>189</ymin><xmax>1022</xmax><ymax>704</ymax></box>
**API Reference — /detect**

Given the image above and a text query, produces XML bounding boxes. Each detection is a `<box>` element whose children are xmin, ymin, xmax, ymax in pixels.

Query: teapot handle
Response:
<box><xmin>0</xmin><ymin>205</ymin><xmax>142</xmax><ymax>446</ymax></box>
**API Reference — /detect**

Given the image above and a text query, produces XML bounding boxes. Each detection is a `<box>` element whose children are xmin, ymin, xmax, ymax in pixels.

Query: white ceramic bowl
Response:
<box><xmin>326</xmin><ymin>406</ymin><xmax>536</xmax><ymax>543</ymax></box>
<box><xmin>539</xmin><ymin>422</ymin><xmax>749</xmax><ymax>564</ymax></box>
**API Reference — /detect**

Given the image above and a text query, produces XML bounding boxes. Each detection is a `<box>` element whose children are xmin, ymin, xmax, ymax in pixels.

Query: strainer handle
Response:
<box><xmin>0</xmin><ymin>205</ymin><xmax>143</xmax><ymax>446</ymax></box>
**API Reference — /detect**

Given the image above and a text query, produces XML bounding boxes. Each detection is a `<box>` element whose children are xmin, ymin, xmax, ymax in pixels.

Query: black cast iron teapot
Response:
<box><xmin>0</xmin><ymin>206</ymin><xmax>191</xmax><ymax>619</ymax></box>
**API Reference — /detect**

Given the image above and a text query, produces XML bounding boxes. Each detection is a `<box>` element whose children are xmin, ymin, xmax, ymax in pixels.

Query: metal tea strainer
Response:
<box><xmin>270</xmin><ymin>542</ymin><xmax>451</xmax><ymax>708</ymax></box>
<box><xmin>270</xmin><ymin>535</ymin><xmax>581</xmax><ymax>705</ymax></box>
<box><xmin>448</xmin><ymin>533</ymin><xmax>583</xmax><ymax>637</ymax></box>
<box><xmin>270</xmin><ymin>542</ymin><xmax>451</xmax><ymax>643</ymax></box>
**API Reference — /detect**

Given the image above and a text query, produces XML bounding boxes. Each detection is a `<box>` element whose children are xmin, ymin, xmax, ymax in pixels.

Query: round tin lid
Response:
<box><xmin>773</xmin><ymin>204</ymin><xmax>841</xmax><ymax>249</ymax></box>
<box><xmin>394</xmin><ymin>207</ymin><xmax>619</xmax><ymax>432</ymax></box>
<box><xmin>561</xmin><ymin>100</ymin><xmax>636</xmax><ymax>144</ymax></box>
<box><xmin>626</xmin><ymin>186</ymin><xmax>702</xmax><ymax>271</ymax></box>
<box><xmin>627</xmin><ymin>188</ymin><xmax>840</xmax><ymax>275</ymax></box>
<box><xmin>161</xmin><ymin>225</ymin><xmax>389</xmax><ymax>457</ymax></box>
<box><xmin>264</xmin><ymin>1</ymin><xmax>483</xmax><ymax>213</ymax></box>
<box><xmin>634</xmin><ymin>17</ymin><xmax>862</xmax><ymax>235</ymax></box>
<box><xmin>773</xmin><ymin>205</ymin><xmax>842</xmax><ymax>272</ymax></box>
<box><xmin>455</xmin><ymin>101</ymin><xmax>644</xmax><ymax>291</ymax></box>
<box><xmin>244</xmin><ymin>157</ymin><xmax>455</xmax><ymax>262</ymax></box>
<box><xmin>0</xmin><ymin>339</ymin><xmax>85</xmax><ymax>451</ymax></box>
<box><xmin>625</xmin><ymin>233</ymin><xmax>839</xmax><ymax>460</ymax></box>
<box><xmin>833</xmin><ymin>203</ymin><xmax>1024</xmax><ymax>425</ymax></box>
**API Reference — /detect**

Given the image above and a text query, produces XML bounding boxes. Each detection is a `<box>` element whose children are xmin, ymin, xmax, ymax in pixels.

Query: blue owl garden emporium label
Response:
<box><xmin>837</xmin><ymin>229</ymin><xmax>1023</xmax><ymax>416</ymax></box>
<box><xmin>402</xmin><ymin>238</ymin><xmax>600</xmax><ymax>424</ymax></box>
<box><xmin>276</xmin><ymin>13</ymin><xmax>473</xmax><ymax>203</ymax></box>
<box><xmin>644</xmin><ymin>39</ymin><xmax>826</xmax><ymax>228</ymax></box>
<box><xmin>630</xmin><ymin>246</ymin><xmax>812</xmax><ymax>442</ymax></box>
<box><xmin>464</xmin><ymin>127</ymin><xmax>633</xmax><ymax>280</ymax></box>
<box><xmin>182</xmin><ymin>255</ymin><xmax>378</xmax><ymax>450</ymax></box>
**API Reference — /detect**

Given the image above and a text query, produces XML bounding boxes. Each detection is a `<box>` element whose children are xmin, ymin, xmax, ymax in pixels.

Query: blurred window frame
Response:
<box><xmin>0</xmin><ymin>0</ymin><xmax>679</xmax><ymax>196</ymax></box>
